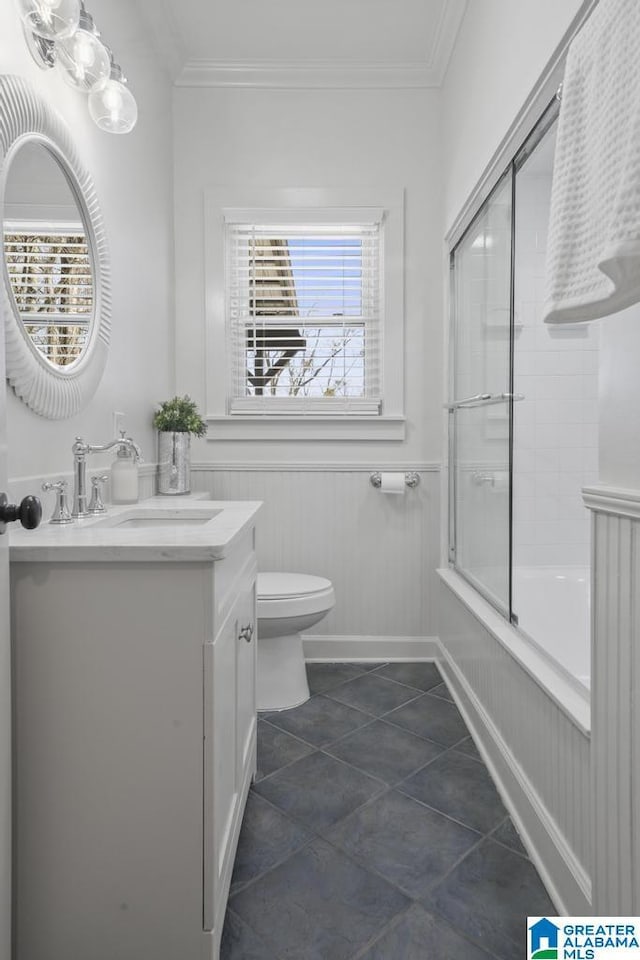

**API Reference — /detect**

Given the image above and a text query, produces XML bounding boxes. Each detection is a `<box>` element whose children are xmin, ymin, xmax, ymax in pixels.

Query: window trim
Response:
<box><xmin>204</xmin><ymin>186</ymin><xmax>405</xmax><ymax>440</ymax></box>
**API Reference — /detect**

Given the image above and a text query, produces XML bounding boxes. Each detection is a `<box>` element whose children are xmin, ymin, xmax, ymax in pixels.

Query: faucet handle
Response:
<box><xmin>42</xmin><ymin>480</ymin><xmax>73</xmax><ymax>525</ymax></box>
<box><xmin>88</xmin><ymin>475</ymin><xmax>109</xmax><ymax>515</ymax></box>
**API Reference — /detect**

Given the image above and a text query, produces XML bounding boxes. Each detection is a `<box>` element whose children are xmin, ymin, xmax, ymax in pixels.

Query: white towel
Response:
<box><xmin>543</xmin><ymin>0</ymin><xmax>640</xmax><ymax>324</ymax></box>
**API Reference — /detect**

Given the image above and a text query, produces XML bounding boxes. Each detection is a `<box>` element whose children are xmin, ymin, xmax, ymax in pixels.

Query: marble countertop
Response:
<box><xmin>10</xmin><ymin>495</ymin><xmax>262</xmax><ymax>563</ymax></box>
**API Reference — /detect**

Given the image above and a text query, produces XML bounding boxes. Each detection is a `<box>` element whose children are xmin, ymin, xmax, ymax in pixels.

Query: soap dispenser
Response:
<box><xmin>111</xmin><ymin>434</ymin><xmax>139</xmax><ymax>504</ymax></box>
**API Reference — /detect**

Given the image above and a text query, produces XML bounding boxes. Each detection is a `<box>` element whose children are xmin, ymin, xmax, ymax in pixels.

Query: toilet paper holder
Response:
<box><xmin>369</xmin><ymin>472</ymin><xmax>420</xmax><ymax>489</ymax></box>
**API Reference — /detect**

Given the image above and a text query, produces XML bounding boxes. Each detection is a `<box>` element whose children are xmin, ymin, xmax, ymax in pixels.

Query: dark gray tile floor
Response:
<box><xmin>221</xmin><ymin>661</ymin><xmax>555</xmax><ymax>960</ymax></box>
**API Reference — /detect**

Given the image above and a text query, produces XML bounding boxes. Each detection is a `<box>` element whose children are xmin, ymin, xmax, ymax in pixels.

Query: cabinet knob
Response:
<box><xmin>0</xmin><ymin>493</ymin><xmax>42</xmax><ymax>534</ymax></box>
<box><xmin>239</xmin><ymin>623</ymin><xmax>254</xmax><ymax>643</ymax></box>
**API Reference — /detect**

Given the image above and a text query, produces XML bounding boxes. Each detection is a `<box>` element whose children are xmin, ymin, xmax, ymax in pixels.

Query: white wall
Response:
<box><xmin>441</xmin><ymin>0</ymin><xmax>584</xmax><ymax>231</ymax></box>
<box><xmin>172</xmin><ymin>84</ymin><xmax>443</xmax><ymax>638</ymax></box>
<box><xmin>1</xmin><ymin>0</ymin><xmax>174</xmax><ymax>484</ymax></box>
<box><xmin>173</xmin><ymin>85</ymin><xmax>442</xmax><ymax>466</ymax></box>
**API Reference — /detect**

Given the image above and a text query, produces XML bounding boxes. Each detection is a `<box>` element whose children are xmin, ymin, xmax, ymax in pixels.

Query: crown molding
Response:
<box><xmin>176</xmin><ymin>59</ymin><xmax>445</xmax><ymax>89</ymax></box>
<box><xmin>137</xmin><ymin>0</ymin><xmax>468</xmax><ymax>89</ymax></box>
<box><xmin>428</xmin><ymin>0</ymin><xmax>467</xmax><ymax>85</ymax></box>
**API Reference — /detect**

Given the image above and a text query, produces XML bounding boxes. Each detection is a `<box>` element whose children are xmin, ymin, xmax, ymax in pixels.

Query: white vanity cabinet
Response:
<box><xmin>10</xmin><ymin>504</ymin><xmax>260</xmax><ymax>960</ymax></box>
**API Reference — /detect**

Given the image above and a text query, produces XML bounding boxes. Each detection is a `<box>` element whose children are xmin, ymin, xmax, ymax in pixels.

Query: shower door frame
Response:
<box><xmin>447</xmin><ymin>95</ymin><xmax>561</xmax><ymax>625</ymax></box>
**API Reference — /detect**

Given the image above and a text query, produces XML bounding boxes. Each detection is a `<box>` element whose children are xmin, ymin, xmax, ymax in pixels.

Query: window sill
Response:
<box><xmin>205</xmin><ymin>415</ymin><xmax>406</xmax><ymax>441</ymax></box>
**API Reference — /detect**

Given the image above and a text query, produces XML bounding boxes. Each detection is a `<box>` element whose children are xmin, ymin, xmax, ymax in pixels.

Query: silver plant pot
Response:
<box><xmin>158</xmin><ymin>431</ymin><xmax>191</xmax><ymax>495</ymax></box>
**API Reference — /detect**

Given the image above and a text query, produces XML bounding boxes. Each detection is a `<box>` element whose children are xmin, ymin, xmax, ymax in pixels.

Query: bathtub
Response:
<box><xmin>438</xmin><ymin>565</ymin><xmax>590</xmax><ymax>734</ymax></box>
<box><xmin>512</xmin><ymin>566</ymin><xmax>590</xmax><ymax>690</ymax></box>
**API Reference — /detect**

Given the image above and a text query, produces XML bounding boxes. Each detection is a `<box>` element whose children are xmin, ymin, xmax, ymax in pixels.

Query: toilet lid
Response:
<box><xmin>258</xmin><ymin>572</ymin><xmax>332</xmax><ymax>600</ymax></box>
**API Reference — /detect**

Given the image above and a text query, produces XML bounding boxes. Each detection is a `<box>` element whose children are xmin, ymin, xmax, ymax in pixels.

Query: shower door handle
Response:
<box><xmin>444</xmin><ymin>392</ymin><xmax>524</xmax><ymax>410</ymax></box>
<box><xmin>444</xmin><ymin>393</ymin><xmax>491</xmax><ymax>409</ymax></box>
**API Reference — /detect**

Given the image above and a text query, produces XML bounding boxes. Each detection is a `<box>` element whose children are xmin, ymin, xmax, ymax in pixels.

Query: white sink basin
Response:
<box><xmin>96</xmin><ymin>509</ymin><xmax>221</xmax><ymax>529</ymax></box>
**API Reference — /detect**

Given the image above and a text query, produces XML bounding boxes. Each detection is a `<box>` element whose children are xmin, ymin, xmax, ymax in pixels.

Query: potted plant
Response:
<box><xmin>153</xmin><ymin>395</ymin><xmax>206</xmax><ymax>495</ymax></box>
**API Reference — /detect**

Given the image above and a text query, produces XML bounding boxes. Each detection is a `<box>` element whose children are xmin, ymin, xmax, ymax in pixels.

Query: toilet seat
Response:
<box><xmin>257</xmin><ymin>572</ymin><xmax>335</xmax><ymax>620</ymax></box>
<box><xmin>258</xmin><ymin>572</ymin><xmax>332</xmax><ymax>599</ymax></box>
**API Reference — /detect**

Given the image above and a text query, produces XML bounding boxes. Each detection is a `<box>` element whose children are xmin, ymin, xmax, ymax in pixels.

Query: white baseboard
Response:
<box><xmin>438</xmin><ymin>643</ymin><xmax>591</xmax><ymax>915</ymax></box>
<box><xmin>303</xmin><ymin>635</ymin><xmax>439</xmax><ymax>662</ymax></box>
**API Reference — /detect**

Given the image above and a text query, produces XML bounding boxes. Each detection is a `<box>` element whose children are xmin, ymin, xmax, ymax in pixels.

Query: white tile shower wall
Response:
<box><xmin>513</xmin><ymin>172</ymin><xmax>599</xmax><ymax>568</ymax></box>
<box><xmin>190</xmin><ymin>466</ymin><xmax>440</xmax><ymax>639</ymax></box>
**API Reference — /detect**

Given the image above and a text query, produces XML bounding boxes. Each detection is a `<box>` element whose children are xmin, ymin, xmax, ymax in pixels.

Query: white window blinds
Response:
<box><xmin>225</xmin><ymin>219</ymin><xmax>382</xmax><ymax>415</ymax></box>
<box><xmin>3</xmin><ymin>223</ymin><xmax>93</xmax><ymax>366</ymax></box>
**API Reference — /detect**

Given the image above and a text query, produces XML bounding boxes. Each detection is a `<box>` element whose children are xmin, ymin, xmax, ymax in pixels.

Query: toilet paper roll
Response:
<box><xmin>380</xmin><ymin>472</ymin><xmax>406</xmax><ymax>495</ymax></box>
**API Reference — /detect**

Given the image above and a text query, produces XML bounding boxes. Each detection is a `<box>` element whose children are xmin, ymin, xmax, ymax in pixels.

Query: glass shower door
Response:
<box><xmin>449</xmin><ymin>170</ymin><xmax>513</xmax><ymax>615</ymax></box>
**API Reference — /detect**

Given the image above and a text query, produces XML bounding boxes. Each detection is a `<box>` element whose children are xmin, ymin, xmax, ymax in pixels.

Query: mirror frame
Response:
<box><xmin>0</xmin><ymin>75</ymin><xmax>111</xmax><ymax>419</ymax></box>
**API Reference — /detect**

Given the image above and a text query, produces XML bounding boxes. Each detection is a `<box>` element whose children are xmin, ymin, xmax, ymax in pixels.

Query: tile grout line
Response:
<box><xmin>485</xmin><ymin>815</ymin><xmax>531</xmax><ymax>861</ymax></box>
<box><xmin>305</xmin><ymin>661</ymin><xmax>391</xmax><ymax>696</ymax></box>
<box><xmin>392</xmin><ymin>778</ymin><xmax>505</xmax><ymax>837</ymax></box>
<box><xmin>229</xmin><ymin>828</ymin><xmax>318</xmax><ymax>900</ymax></box>
<box><xmin>425</xmin><ymin>890</ymin><xmax>515</xmax><ymax>960</ymax></box>
<box><xmin>224</xmin><ymin>905</ymin><xmax>288</xmax><ymax>960</ymax></box>
<box><xmin>262</xmin><ymin>692</ymin><xmax>373</xmax><ymax>743</ymax></box>
<box><xmin>347</xmin><ymin>904</ymin><xmax>416</xmax><ymax>960</ymax></box>
<box><xmin>322</xmin><ymin>686</ymin><xmax>426</xmax><ymax>719</ymax></box>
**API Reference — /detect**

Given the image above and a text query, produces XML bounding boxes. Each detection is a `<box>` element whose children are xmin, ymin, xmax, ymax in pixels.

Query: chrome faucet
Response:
<box><xmin>72</xmin><ymin>433</ymin><xmax>143</xmax><ymax>518</ymax></box>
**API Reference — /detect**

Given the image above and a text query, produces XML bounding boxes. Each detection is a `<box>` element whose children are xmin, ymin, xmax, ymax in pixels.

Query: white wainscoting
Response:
<box><xmin>583</xmin><ymin>484</ymin><xmax>640</xmax><ymax>914</ymax></box>
<box><xmin>191</xmin><ymin>463</ymin><xmax>440</xmax><ymax>641</ymax></box>
<box><xmin>438</xmin><ymin>572</ymin><xmax>591</xmax><ymax>914</ymax></box>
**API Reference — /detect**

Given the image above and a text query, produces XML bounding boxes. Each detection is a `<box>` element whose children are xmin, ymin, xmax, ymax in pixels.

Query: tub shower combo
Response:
<box><xmin>448</xmin><ymin>98</ymin><xmax>596</xmax><ymax>697</ymax></box>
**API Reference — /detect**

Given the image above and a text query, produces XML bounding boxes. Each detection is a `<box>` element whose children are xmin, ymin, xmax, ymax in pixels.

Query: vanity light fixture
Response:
<box><xmin>15</xmin><ymin>0</ymin><xmax>137</xmax><ymax>134</ymax></box>
<box><xmin>55</xmin><ymin>4</ymin><xmax>110</xmax><ymax>93</ymax></box>
<box><xmin>88</xmin><ymin>58</ymin><xmax>137</xmax><ymax>135</ymax></box>
<box><xmin>16</xmin><ymin>0</ymin><xmax>80</xmax><ymax>41</ymax></box>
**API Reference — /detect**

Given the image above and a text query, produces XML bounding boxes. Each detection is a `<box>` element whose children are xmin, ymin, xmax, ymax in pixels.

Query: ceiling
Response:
<box><xmin>136</xmin><ymin>0</ymin><xmax>468</xmax><ymax>88</ymax></box>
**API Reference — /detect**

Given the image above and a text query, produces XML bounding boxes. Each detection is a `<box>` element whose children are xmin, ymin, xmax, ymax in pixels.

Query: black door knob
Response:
<box><xmin>0</xmin><ymin>493</ymin><xmax>42</xmax><ymax>533</ymax></box>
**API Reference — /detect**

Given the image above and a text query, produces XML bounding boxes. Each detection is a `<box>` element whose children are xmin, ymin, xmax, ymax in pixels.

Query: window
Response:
<box><xmin>204</xmin><ymin>187</ymin><xmax>405</xmax><ymax>440</ymax></box>
<box><xmin>3</xmin><ymin>222</ymin><xmax>92</xmax><ymax>366</ymax></box>
<box><xmin>226</xmin><ymin>220</ymin><xmax>381</xmax><ymax>415</ymax></box>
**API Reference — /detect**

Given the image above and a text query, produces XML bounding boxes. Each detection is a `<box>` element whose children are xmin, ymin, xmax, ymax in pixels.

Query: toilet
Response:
<box><xmin>256</xmin><ymin>572</ymin><xmax>335</xmax><ymax>711</ymax></box>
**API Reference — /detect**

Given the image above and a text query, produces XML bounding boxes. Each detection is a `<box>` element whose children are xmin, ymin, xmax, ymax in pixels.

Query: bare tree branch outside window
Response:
<box><xmin>244</xmin><ymin>233</ymin><xmax>365</xmax><ymax>398</ymax></box>
<box><xmin>4</xmin><ymin>230</ymin><xmax>92</xmax><ymax>366</ymax></box>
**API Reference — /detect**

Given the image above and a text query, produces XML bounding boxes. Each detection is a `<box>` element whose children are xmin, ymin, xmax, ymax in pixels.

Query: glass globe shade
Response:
<box><xmin>88</xmin><ymin>78</ymin><xmax>137</xmax><ymax>135</ymax></box>
<box><xmin>56</xmin><ymin>24</ymin><xmax>110</xmax><ymax>92</ymax></box>
<box><xmin>15</xmin><ymin>0</ymin><xmax>80</xmax><ymax>41</ymax></box>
